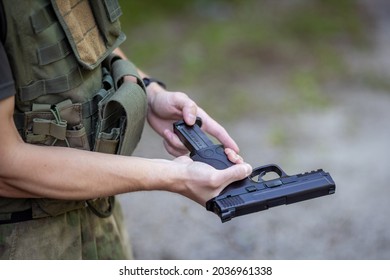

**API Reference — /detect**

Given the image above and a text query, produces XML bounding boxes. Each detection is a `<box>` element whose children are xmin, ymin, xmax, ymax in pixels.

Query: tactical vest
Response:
<box><xmin>0</xmin><ymin>0</ymin><xmax>147</xmax><ymax>220</ymax></box>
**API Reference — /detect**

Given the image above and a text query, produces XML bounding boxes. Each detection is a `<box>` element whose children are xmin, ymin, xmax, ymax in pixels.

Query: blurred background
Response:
<box><xmin>117</xmin><ymin>0</ymin><xmax>390</xmax><ymax>259</ymax></box>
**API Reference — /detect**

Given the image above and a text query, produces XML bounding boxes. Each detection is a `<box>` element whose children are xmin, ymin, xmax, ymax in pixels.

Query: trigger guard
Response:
<box><xmin>249</xmin><ymin>164</ymin><xmax>287</xmax><ymax>182</ymax></box>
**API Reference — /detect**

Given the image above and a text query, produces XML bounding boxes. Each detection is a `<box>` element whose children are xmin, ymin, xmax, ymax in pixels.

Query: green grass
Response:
<box><xmin>119</xmin><ymin>0</ymin><xmax>369</xmax><ymax>78</ymax></box>
<box><xmin>118</xmin><ymin>0</ymin><xmax>372</xmax><ymax>120</ymax></box>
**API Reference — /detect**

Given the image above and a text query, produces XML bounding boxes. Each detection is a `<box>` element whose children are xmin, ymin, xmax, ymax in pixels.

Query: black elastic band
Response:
<box><xmin>0</xmin><ymin>208</ymin><xmax>33</xmax><ymax>225</ymax></box>
<box><xmin>142</xmin><ymin>77</ymin><xmax>166</xmax><ymax>89</ymax></box>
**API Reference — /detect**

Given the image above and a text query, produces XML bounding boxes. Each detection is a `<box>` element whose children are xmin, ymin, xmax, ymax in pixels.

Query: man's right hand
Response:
<box><xmin>172</xmin><ymin>155</ymin><xmax>252</xmax><ymax>206</ymax></box>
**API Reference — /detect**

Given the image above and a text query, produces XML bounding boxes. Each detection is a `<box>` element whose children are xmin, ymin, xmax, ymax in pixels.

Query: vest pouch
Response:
<box><xmin>94</xmin><ymin>58</ymin><xmax>147</xmax><ymax>156</ymax></box>
<box><xmin>94</xmin><ymin>127</ymin><xmax>121</xmax><ymax>154</ymax></box>
<box><xmin>23</xmin><ymin>100</ymin><xmax>91</xmax><ymax>151</ymax></box>
<box><xmin>66</xmin><ymin>124</ymin><xmax>91</xmax><ymax>151</ymax></box>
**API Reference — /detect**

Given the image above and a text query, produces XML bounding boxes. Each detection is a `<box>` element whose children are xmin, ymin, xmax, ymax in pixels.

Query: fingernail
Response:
<box><xmin>188</xmin><ymin>114</ymin><xmax>196</xmax><ymax>124</ymax></box>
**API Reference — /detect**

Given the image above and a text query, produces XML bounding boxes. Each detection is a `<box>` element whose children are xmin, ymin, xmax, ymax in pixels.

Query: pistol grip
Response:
<box><xmin>190</xmin><ymin>144</ymin><xmax>234</xmax><ymax>170</ymax></box>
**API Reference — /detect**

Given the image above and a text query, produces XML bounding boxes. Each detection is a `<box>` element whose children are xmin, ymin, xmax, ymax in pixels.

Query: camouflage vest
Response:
<box><xmin>0</xmin><ymin>0</ymin><xmax>147</xmax><ymax>219</ymax></box>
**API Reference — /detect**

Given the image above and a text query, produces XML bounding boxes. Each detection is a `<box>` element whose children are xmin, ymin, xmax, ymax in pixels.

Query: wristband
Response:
<box><xmin>142</xmin><ymin>77</ymin><xmax>167</xmax><ymax>89</ymax></box>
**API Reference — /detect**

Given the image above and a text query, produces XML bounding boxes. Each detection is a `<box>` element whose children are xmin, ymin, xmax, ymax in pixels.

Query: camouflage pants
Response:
<box><xmin>0</xmin><ymin>202</ymin><xmax>133</xmax><ymax>259</ymax></box>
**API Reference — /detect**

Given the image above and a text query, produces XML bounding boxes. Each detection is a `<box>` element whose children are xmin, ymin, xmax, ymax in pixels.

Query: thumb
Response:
<box><xmin>172</xmin><ymin>92</ymin><xmax>197</xmax><ymax>125</ymax></box>
<box><xmin>217</xmin><ymin>163</ymin><xmax>252</xmax><ymax>189</ymax></box>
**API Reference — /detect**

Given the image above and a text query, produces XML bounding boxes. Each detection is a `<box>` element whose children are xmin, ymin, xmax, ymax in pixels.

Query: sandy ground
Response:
<box><xmin>118</xmin><ymin>1</ymin><xmax>390</xmax><ymax>259</ymax></box>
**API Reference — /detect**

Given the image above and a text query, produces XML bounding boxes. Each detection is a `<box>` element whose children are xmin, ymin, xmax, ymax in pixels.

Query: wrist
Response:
<box><xmin>143</xmin><ymin>159</ymin><xmax>187</xmax><ymax>193</ymax></box>
<box><xmin>145</xmin><ymin>82</ymin><xmax>166</xmax><ymax>108</ymax></box>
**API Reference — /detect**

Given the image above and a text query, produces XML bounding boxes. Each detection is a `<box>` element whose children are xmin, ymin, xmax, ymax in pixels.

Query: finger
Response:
<box><xmin>219</xmin><ymin>163</ymin><xmax>252</xmax><ymax>186</ymax></box>
<box><xmin>171</xmin><ymin>92</ymin><xmax>197</xmax><ymax>125</ymax></box>
<box><xmin>225</xmin><ymin>148</ymin><xmax>244</xmax><ymax>164</ymax></box>
<box><xmin>163</xmin><ymin>129</ymin><xmax>188</xmax><ymax>151</ymax></box>
<box><xmin>197</xmin><ymin>109</ymin><xmax>240</xmax><ymax>153</ymax></box>
<box><xmin>210</xmin><ymin>163</ymin><xmax>253</xmax><ymax>198</ymax></box>
<box><xmin>163</xmin><ymin>140</ymin><xmax>188</xmax><ymax>157</ymax></box>
<box><xmin>163</xmin><ymin>129</ymin><xmax>189</xmax><ymax>157</ymax></box>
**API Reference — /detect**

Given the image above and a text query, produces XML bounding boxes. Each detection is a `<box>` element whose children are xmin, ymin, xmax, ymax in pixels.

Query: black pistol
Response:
<box><xmin>173</xmin><ymin>118</ymin><xmax>336</xmax><ymax>223</ymax></box>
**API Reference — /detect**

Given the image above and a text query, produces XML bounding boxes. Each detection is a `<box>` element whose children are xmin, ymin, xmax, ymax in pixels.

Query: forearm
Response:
<box><xmin>0</xmin><ymin>42</ymin><xmax>251</xmax><ymax>206</ymax></box>
<box><xmin>0</xmin><ymin>49</ymin><xmax>177</xmax><ymax>199</ymax></box>
<box><xmin>0</xmin><ymin>136</ymin><xmax>184</xmax><ymax>200</ymax></box>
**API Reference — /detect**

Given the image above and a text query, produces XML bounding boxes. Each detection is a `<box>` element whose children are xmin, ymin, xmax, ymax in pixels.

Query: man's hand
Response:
<box><xmin>146</xmin><ymin>86</ymin><xmax>240</xmax><ymax>157</ymax></box>
<box><xmin>173</xmin><ymin>155</ymin><xmax>252</xmax><ymax>206</ymax></box>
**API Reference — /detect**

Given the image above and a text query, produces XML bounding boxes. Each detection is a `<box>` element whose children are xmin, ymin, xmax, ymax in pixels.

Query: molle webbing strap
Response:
<box><xmin>105</xmin><ymin>0</ymin><xmax>122</xmax><ymax>22</ymax></box>
<box><xmin>81</xmin><ymin>95</ymin><xmax>100</xmax><ymax>119</ymax></box>
<box><xmin>82</xmin><ymin>68</ymin><xmax>114</xmax><ymax>118</ymax></box>
<box><xmin>112</xmin><ymin>59</ymin><xmax>146</xmax><ymax>92</ymax></box>
<box><xmin>19</xmin><ymin>67</ymin><xmax>83</xmax><ymax>102</ymax></box>
<box><xmin>30</xmin><ymin>3</ymin><xmax>57</xmax><ymax>34</ymax></box>
<box><xmin>32</xmin><ymin>118</ymin><xmax>67</xmax><ymax>140</ymax></box>
<box><xmin>37</xmin><ymin>38</ymin><xmax>71</xmax><ymax>66</ymax></box>
<box><xmin>32</xmin><ymin>4</ymin><xmax>72</xmax><ymax>66</ymax></box>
